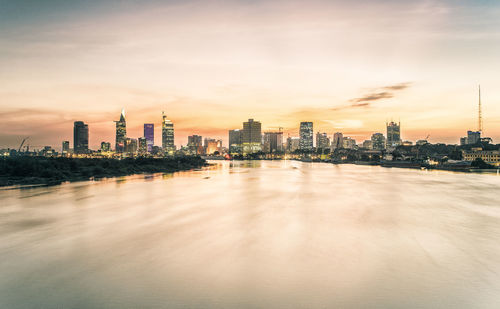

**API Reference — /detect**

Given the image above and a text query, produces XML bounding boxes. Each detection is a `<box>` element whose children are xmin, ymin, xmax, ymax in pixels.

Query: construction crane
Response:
<box><xmin>18</xmin><ymin>137</ymin><xmax>29</xmax><ymax>153</ymax></box>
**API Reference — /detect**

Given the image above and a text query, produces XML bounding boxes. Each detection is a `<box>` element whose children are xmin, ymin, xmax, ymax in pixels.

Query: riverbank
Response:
<box><xmin>0</xmin><ymin>156</ymin><xmax>207</xmax><ymax>187</ymax></box>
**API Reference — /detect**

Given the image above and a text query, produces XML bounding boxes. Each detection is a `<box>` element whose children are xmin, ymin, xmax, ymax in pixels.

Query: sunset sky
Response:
<box><xmin>1</xmin><ymin>0</ymin><xmax>499</xmax><ymax>149</ymax></box>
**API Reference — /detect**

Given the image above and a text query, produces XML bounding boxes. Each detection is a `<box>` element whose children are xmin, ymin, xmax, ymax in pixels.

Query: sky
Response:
<box><xmin>1</xmin><ymin>0</ymin><xmax>500</xmax><ymax>150</ymax></box>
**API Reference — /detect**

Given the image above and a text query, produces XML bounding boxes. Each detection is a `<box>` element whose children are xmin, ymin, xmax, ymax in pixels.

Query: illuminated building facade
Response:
<box><xmin>144</xmin><ymin>123</ymin><xmax>154</xmax><ymax>152</ymax></box>
<box><xmin>73</xmin><ymin>121</ymin><xmax>89</xmax><ymax>154</ymax></box>
<box><xmin>386</xmin><ymin>121</ymin><xmax>401</xmax><ymax>147</ymax></box>
<box><xmin>242</xmin><ymin>119</ymin><xmax>262</xmax><ymax>154</ymax></box>
<box><xmin>299</xmin><ymin>122</ymin><xmax>313</xmax><ymax>152</ymax></box>
<box><xmin>263</xmin><ymin>132</ymin><xmax>283</xmax><ymax>153</ymax></box>
<box><xmin>115</xmin><ymin>109</ymin><xmax>126</xmax><ymax>153</ymax></box>
<box><xmin>371</xmin><ymin>133</ymin><xmax>386</xmax><ymax>150</ymax></box>
<box><xmin>162</xmin><ymin>112</ymin><xmax>175</xmax><ymax>154</ymax></box>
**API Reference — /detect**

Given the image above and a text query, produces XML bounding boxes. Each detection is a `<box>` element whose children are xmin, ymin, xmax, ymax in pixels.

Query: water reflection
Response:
<box><xmin>1</xmin><ymin>161</ymin><xmax>500</xmax><ymax>308</ymax></box>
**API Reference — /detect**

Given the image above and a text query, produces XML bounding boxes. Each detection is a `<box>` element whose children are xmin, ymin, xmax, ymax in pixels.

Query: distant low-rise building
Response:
<box><xmin>462</xmin><ymin>149</ymin><xmax>500</xmax><ymax>166</ymax></box>
<box><xmin>362</xmin><ymin>140</ymin><xmax>373</xmax><ymax>149</ymax></box>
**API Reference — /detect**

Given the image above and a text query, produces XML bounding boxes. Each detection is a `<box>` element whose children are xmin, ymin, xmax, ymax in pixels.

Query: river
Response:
<box><xmin>1</xmin><ymin>160</ymin><xmax>500</xmax><ymax>308</ymax></box>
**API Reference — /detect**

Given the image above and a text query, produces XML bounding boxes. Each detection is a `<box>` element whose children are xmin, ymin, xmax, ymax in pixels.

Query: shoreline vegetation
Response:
<box><xmin>0</xmin><ymin>156</ymin><xmax>207</xmax><ymax>187</ymax></box>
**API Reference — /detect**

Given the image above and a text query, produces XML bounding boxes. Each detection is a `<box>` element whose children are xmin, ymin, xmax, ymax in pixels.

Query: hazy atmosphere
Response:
<box><xmin>1</xmin><ymin>0</ymin><xmax>500</xmax><ymax>148</ymax></box>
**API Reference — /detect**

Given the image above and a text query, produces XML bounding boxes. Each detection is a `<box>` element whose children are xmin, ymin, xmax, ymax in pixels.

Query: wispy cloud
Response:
<box><xmin>349</xmin><ymin>82</ymin><xmax>411</xmax><ymax>105</ymax></box>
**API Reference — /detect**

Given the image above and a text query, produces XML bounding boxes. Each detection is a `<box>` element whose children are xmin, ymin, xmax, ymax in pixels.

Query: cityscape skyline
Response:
<box><xmin>1</xmin><ymin>1</ymin><xmax>500</xmax><ymax>148</ymax></box>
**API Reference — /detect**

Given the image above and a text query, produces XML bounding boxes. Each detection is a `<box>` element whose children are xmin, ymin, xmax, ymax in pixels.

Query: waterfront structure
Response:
<box><xmin>286</xmin><ymin>136</ymin><xmax>300</xmax><ymax>152</ymax></box>
<box><xmin>371</xmin><ymin>133</ymin><xmax>386</xmax><ymax>150</ymax></box>
<box><xmin>115</xmin><ymin>109</ymin><xmax>126</xmax><ymax>153</ymax></box>
<box><xmin>144</xmin><ymin>124</ymin><xmax>154</xmax><ymax>152</ymax></box>
<box><xmin>462</xmin><ymin>149</ymin><xmax>500</xmax><ymax>166</ymax></box>
<box><xmin>315</xmin><ymin>132</ymin><xmax>330</xmax><ymax>151</ymax></box>
<box><xmin>188</xmin><ymin>135</ymin><xmax>204</xmax><ymax>155</ymax></box>
<box><xmin>138</xmin><ymin>137</ymin><xmax>147</xmax><ymax>155</ymax></box>
<box><xmin>331</xmin><ymin>132</ymin><xmax>343</xmax><ymax>150</ymax></box>
<box><xmin>242</xmin><ymin>119</ymin><xmax>262</xmax><ymax>154</ymax></box>
<box><xmin>100</xmin><ymin>142</ymin><xmax>111</xmax><ymax>152</ymax></box>
<box><xmin>162</xmin><ymin>112</ymin><xmax>175</xmax><ymax>154</ymax></box>
<box><xmin>386</xmin><ymin>121</ymin><xmax>401</xmax><ymax>148</ymax></box>
<box><xmin>263</xmin><ymin>131</ymin><xmax>284</xmax><ymax>153</ymax></box>
<box><xmin>204</xmin><ymin>138</ymin><xmax>222</xmax><ymax>155</ymax></box>
<box><xmin>73</xmin><ymin>121</ymin><xmax>89</xmax><ymax>154</ymax></box>
<box><xmin>343</xmin><ymin>137</ymin><xmax>356</xmax><ymax>149</ymax></box>
<box><xmin>229</xmin><ymin>129</ymin><xmax>242</xmax><ymax>153</ymax></box>
<box><xmin>299</xmin><ymin>122</ymin><xmax>313</xmax><ymax>152</ymax></box>
<box><xmin>62</xmin><ymin>141</ymin><xmax>70</xmax><ymax>154</ymax></box>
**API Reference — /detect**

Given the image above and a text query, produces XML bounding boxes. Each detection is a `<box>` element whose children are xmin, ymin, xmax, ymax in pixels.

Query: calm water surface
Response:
<box><xmin>1</xmin><ymin>161</ymin><xmax>500</xmax><ymax>308</ymax></box>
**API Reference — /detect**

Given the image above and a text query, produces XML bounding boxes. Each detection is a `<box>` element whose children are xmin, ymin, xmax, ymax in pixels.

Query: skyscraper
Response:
<box><xmin>371</xmin><ymin>133</ymin><xmax>386</xmax><ymax>150</ymax></box>
<box><xmin>115</xmin><ymin>109</ymin><xmax>126</xmax><ymax>153</ymax></box>
<box><xmin>188</xmin><ymin>135</ymin><xmax>204</xmax><ymax>155</ymax></box>
<box><xmin>299</xmin><ymin>122</ymin><xmax>313</xmax><ymax>152</ymax></box>
<box><xmin>263</xmin><ymin>131</ymin><xmax>283</xmax><ymax>153</ymax></box>
<box><xmin>331</xmin><ymin>132</ymin><xmax>344</xmax><ymax>150</ymax></box>
<box><xmin>242</xmin><ymin>119</ymin><xmax>262</xmax><ymax>154</ymax></box>
<box><xmin>62</xmin><ymin>141</ymin><xmax>70</xmax><ymax>154</ymax></box>
<box><xmin>162</xmin><ymin>112</ymin><xmax>175</xmax><ymax>154</ymax></box>
<box><xmin>386</xmin><ymin>121</ymin><xmax>401</xmax><ymax>148</ymax></box>
<box><xmin>144</xmin><ymin>123</ymin><xmax>154</xmax><ymax>152</ymax></box>
<box><xmin>229</xmin><ymin>129</ymin><xmax>242</xmax><ymax>153</ymax></box>
<box><xmin>315</xmin><ymin>132</ymin><xmax>330</xmax><ymax>150</ymax></box>
<box><xmin>73</xmin><ymin>121</ymin><xmax>89</xmax><ymax>154</ymax></box>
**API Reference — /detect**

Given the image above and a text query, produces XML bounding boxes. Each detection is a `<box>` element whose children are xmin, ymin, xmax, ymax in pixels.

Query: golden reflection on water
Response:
<box><xmin>1</xmin><ymin>161</ymin><xmax>500</xmax><ymax>308</ymax></box>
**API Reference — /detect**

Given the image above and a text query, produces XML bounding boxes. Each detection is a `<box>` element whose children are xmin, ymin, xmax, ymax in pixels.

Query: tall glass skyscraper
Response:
<box><xmin>144</xmin><ymin>123</ymin><xmax>154</xmax><ymax>152</ymax></box>
<box><xmin>299</xmin><ymin>122</ymin><xmax>313</xmax><ymax>152</ymax></box>
<box><xmin>162</xmin><ymin>112</ymin><xmax>175</xmax><ymax>154</ymax></box>
<box><xmin>115</xmin><ymin>109</ymin><xmax>126</xmax><ymax>153</ymax></box>
<box><xmin>386</xmin><ymin>121</ymin><xmax>401</xmax><ymax>147</ymax></box>
<box><xmin>73</xmin><ymin>121</ymin><xmax>89</xmax><ymax>154</ymax></box>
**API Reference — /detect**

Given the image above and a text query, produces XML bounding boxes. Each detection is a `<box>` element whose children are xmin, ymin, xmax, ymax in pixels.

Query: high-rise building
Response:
<box><xmin>315</xmin><ymin>132</ymin><xmax>330</xmax><ymax>150</ymax></box>
<box><xmin>144</xmin><ymin>124</ymin><xmax>154</xmax><ymax>152</ymax></box>
<box><xmin>188</xmin><ymin>135</ymin><xmax>204</xmax><ymax>155</ymax></box>
<box><xmin>371</xmin><ymin>133</ymin><xmax>386</xmax><ymax>150</ymax></box>
<box><xmin>100</xmin><ymin>142</ymin><xmax>111</xmax><ymax>152</ymax></box>
<box><xmin>124</xmin><ymin>138</ymin><xmax>137</xmax><ymax>154</ymax></box>
<box><xmin>62</xmin><ymin>141</ymin><xmax>70</xmax><ymax>154</ymax></box>
<box><xmin>263</xmin><ymin>132</ymin><xmax>283</xmax><ymax>153</ymax></box>
<box><xmin>299</xmin><ymin>122</ymin><xmax>313</xmax><ymax>152</ymax></box>
<box><xmin>467</xmin><ymin>130</ymin><xmax>481</xmax><ymax>144</ymax></box>
<box><xmin>331</xmin><ymin>132</ymin><xmax>344</xmax><ymax>150</ymax></box>
<box><xmin>138</xmin><ymin>137</ymin><xmax>147</xmax><ymax>154</ymax></box>
<box><xmin>115</xmin><ymin>109</ymin><xmax>126</xmax><ymax>153</ymax></box>
<box><xmin>386</xmin><ymin>121</ymin><xmax>401</xmax><ymax>147</ymax></box>
<box><xmin>73</xmin><ymin>121</ymin><xmax>89</xmax><ymax>154</ymax></box>
<box><xmin>242</xmin><ymin>119</ymin><xmax>262</xmax><ymax>154</ymax></box>
<box><xmin>162</xmin><ymin>112</ymin><xmax>175</xmax><ymax>154</ymax></box>
<box><xmin>343</xmin><ymin>137</ymin><xmax>357</xmax><ymax>149</ymax></box>
<box><xmin>229</xmin><ymin>129</ymin><xmax>242</xmax><ymax>153</ymax></box>
<box><xmin>286</xmin><ymin>137</ymin><xmax>300</xmax><ymax>152</ymax></box>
